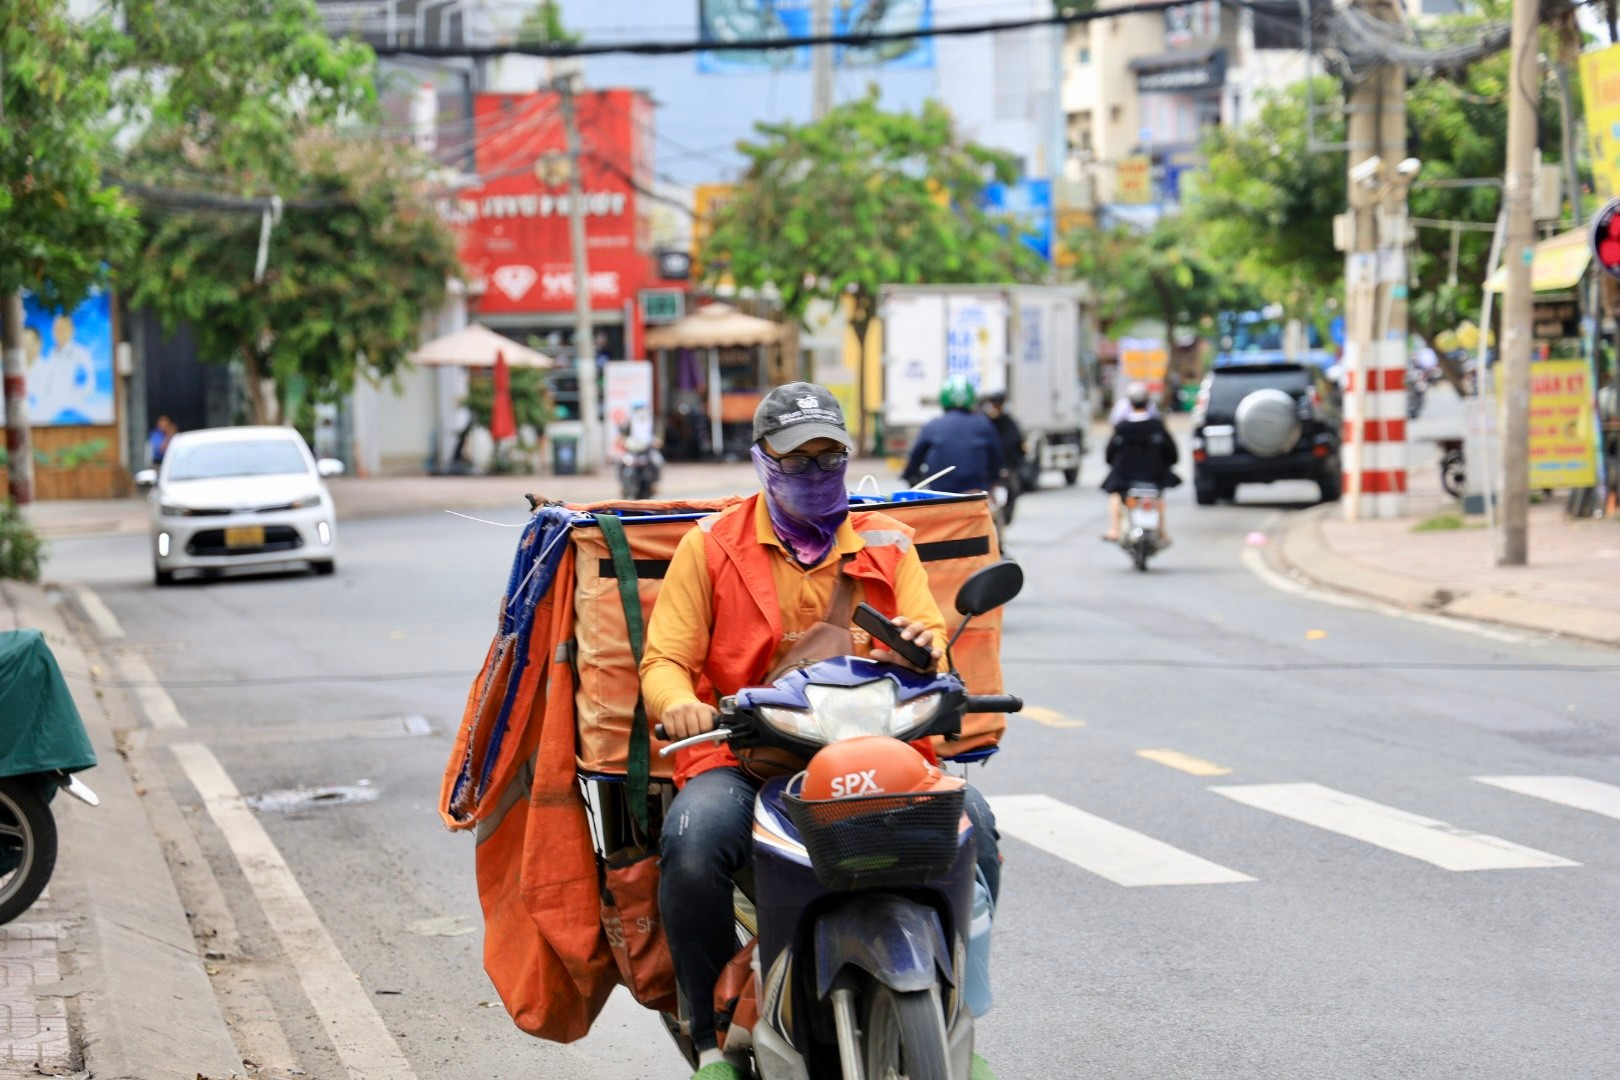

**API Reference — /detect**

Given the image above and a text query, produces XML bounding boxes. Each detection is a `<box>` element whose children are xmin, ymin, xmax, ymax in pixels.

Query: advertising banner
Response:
<box><xmin>603</xmin><ymin>360</ymin><xmax>656</xmax><ymax>464</ymax></box>
<box><xmin>440</xmin><ymin>91</ymin><xmax>654</xmax><ymax>315</ymax></box>
<box><xmin>1118</xmin><ymin>337</ymin><xmax>1170</xmax><ymax>398</ymax></box>
<box><xmin>1498</xmin><ymin>360</ymin><xmax>1600</xmax><ymax>490</ymax></box>
<box><xmin>697</xmin><ymin>0</ymin><xmax>933</xmax><ymax>74</ymax></box>
<box><xmin>1117</xmin><ymin>156</ymin><xmax>1154</xmax><ymax>205</ymax></box>
<box><xmin>21</xmin><ymin>288</ymin><xmax>114</xmax><ymax>427</ymax></box>
<box><xmin>1580</xmin><ymin>45</ymin><xmax>1620</xmax><ymax>199</ymax></box>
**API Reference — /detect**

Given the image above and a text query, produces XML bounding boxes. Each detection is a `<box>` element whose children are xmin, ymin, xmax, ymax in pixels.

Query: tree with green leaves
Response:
<box><xmin>119</xmin><ymin>0</ymin><xmax>460</xmax><ymax>423</ymax></box>
<box><xmin>1188</xmin><ymin>78</ymin><xmax>1347</xmax><ymax>320</ymax></box>
<box><xmin>1</xmin><ymin>0</ymin><xmax>139</xmax><ymax>503</ymax></box>
<box><xmin>1064</xmin><ymin>218</ymin><xmax>1258</xmax><ymax>373</ymax></box>
<box><xmin>701</xmin><ymin>89</ymin><xmax>1046</xmax><ymax>427</ymax></box>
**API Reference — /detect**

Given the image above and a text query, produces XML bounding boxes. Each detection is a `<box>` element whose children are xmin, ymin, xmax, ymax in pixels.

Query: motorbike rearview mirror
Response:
<box><xmin>954</xmin><ymin>560</ymin><xmax>1023</xmax><ymax>618</ymax></box>
<box><xmin>946</xmin><ymin>560</ymin><xmax>1023</xmax><ymax>669</ymax></box>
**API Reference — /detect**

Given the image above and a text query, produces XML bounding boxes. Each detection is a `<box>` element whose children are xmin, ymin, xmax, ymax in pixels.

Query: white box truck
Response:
<box><xmin>879</xmin><ymin>284</ymin><xmax>1091</xmax><ymax>488</ymax></box>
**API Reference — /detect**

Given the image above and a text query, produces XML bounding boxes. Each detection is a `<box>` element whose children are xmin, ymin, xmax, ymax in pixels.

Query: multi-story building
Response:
<box><xmin>1062</xmin><ymin>0</ymin><xmax>1316</xmax><ymax>214</ymax></box>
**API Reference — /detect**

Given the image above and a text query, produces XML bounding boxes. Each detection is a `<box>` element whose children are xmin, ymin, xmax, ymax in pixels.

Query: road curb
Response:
<box><xmin>0</xmin><ymin>581</ymin><xmax>244</xmax><ymax>1079</ymax></box>
<box><xmin>1269</xmin><ymin>506</ymin><xmax>1620</xmax><ymax>649</ymax></box>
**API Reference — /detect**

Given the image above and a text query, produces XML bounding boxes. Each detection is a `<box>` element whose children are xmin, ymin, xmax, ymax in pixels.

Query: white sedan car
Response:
<box><xmin>136</xmin><ymin>427</ymin><xmax>342</xmax><ymax>586</ymax></box>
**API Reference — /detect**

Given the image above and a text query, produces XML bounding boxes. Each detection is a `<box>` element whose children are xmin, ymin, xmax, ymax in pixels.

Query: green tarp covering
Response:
<box><xmin>0</xmin><ymin>630</ymin><xmax>96</xmax><ymax>775</ymax></box>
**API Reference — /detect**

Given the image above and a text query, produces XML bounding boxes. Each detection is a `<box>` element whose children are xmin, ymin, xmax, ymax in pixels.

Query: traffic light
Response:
<box><xmin>1591</xmin><ymin>197</ymin><xmax>1620</xmax><ymax>279</ymax></box>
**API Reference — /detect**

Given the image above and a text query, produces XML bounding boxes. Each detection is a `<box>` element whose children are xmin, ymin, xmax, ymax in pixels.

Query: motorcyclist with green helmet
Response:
<box><xmin>902</xmin><ymin>377</ymin><xmax>1004</xmax><ymax>495</ymax></box>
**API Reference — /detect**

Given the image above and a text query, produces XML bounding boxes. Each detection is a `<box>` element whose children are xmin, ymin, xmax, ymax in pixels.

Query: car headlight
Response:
<box><xmin>804</xmin><ymin>681</ymin><xmax>898</xmax><ymax>742</ymax></box>
<box><xmin>159</xmin><ymin>501</ymin><xmax>189</xmax><ymax>517</ymax></box>
<box><xmin>288</xmin><ymin>494</ymin><xmax>322</xmax><ymax>509</ymax></box>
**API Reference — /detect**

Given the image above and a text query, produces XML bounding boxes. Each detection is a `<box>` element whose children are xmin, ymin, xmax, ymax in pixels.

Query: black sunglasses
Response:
<box><xmin>772</xmin><ymin>450</ymin><xmax>849</xmax><ymax>475</ymax></box>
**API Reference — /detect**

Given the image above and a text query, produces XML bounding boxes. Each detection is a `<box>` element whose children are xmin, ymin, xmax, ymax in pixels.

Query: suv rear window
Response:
<box><xmin>1206</xmin><ymin>367</ymin><xmax>1311</xmax><ymax>418</ymax></box>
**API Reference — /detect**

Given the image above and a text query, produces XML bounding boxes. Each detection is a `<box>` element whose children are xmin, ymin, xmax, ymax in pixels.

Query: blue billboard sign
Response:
<box><xmin>697</xmin><ymin>0</ymin><xmax>934</xmax><ymax>74</ymax></box>
<box><xmin>20</xmin><ymin>287</ymin><xmax>115</xmax><ymax>427</ymax></box>
<box><xmin>982</xmin><ymin>179</ymin><xmax>1054</xmax><ymax>263</ymax></box>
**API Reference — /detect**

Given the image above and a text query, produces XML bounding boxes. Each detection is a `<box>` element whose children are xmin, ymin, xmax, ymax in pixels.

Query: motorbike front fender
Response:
<box><xmin>813</xmin><ymin>894</ymin><xmax>953</xmax><ymax>999</ymax></box>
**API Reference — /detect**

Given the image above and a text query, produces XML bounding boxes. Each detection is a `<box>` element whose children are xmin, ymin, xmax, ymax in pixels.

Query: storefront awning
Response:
<box><xmin>644</xmin><ymin>303</ymin><xmax>785</xmax><ymax>350</ymax></box>
<box><xmin>409</xmin><ymin>324</ymin><xmax>555</xmax><ymax>368</ymax></box>
<box><xmin>1485</xmin><ymin>227</ymin><xmax>1591</xmax><ymax>293</ymax></box>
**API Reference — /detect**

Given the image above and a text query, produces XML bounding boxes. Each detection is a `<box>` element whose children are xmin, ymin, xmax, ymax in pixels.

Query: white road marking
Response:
<box><xmin>1240</xmin><ymin>545</ymin><xmax>1538</xmax><ymax>646</ymax></box>
<box><xmin>989</xmin><ymin>794</ymin><xmax>1255</xmax><ymax>887</ymax></box>
<box><xmin>114</xmin><ymin>652</ymin><xmax>189</xmax><ymax>730</ymax></box>
<box><xmin>172</xmin><ymin>742</ymin><xmax>419</xmax><ymax>1080</ymax></box>
<box><xmin>1475</xmin><ymin>776</ymin><xmax>1620</xmax><ymax>821</ymax></box>
<box><xmin>1211</xmin><ymin>782</ymin><xmax>1579</xmax><ymax>871</ymax></box>
<box><xmin>76</xmin><ymin>583</ymin><xmax>418</xmax><ymax>1080</ymax></box>
<box><xmin>72</xmin><ymin>585</ymin><xmax>125</xmax><ymax>639</ymax></box>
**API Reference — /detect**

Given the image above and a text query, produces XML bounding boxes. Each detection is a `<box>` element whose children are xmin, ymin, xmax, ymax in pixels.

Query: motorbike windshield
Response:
<box><xmin>0</xmin><ymin>630</ymin><xmax>97</xmax><ymax>775</ymax></box>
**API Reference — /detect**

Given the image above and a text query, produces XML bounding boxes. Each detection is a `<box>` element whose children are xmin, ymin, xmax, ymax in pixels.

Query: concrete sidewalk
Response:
<box><xmin>24</xmin><ymin>459</ymin><xmax>776</xmax><ymax>540</ymax></box>
<box><xmin>0</xmin><ymin>581</ymin><xmax>245</xmax><ymax>1078</ymax></box>
<box><xmin>1271</xmin><ymin>478</ymin><xmax>1620</xmax><ymax>648</ymax></box>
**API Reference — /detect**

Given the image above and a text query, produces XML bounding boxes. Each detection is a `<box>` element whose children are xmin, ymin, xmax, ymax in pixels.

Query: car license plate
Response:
<box><xmin>224</xmin><ymin>525</ymin><xmax>265</xmax><ymax>548</ymax></box>
<box><xmin>1204</xmin><ymin>426</ymin><xmax>1235</xmax><ymax>457</ymax></box>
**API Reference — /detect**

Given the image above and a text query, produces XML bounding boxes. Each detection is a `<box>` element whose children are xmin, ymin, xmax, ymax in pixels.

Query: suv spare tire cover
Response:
<box><xmin>1234</xmin><ymin>388</ymin><xmax>1302</xmax><ymax>458</ymax></box>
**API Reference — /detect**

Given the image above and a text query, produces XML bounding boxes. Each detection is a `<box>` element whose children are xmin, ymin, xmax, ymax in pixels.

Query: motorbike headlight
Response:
<box><xmin>804</xmin><ymin>681</ymin><xmax>898</xmax><ymax>742</ymax></box>
<box><xmin>890</xmin><ymin>692</ymin><xmax>942</xmax><ymax>738</ymax></box>
<box><xmin>758</xmin><ymin>704</ymin><xmax>821</xmax><ymax>743</ymax></box>
<box><xmin>289</xmin><ymin>494</ymin><xmax>322</xmax><ymax>509</ymax></box>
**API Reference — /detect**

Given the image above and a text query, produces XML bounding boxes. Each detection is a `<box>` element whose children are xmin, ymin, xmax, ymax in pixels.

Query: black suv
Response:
<box><xmin>1190</xmin><ymin>362</ymin><xmax>1342</xmax><ymax>505</ymax></box>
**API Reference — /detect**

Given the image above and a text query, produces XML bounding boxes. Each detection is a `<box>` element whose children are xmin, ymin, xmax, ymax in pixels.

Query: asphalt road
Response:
<box><xmin>47</xmin><ymin>428</ymin><xmax>1620</xmax><ymax>1079</ymax></box>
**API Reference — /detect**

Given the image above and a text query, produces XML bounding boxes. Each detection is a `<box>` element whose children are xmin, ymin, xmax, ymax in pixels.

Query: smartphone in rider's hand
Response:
<box><xmin>852</xmin><ymin>602</ymin><xmax>934</xmax><ymax>669</ymax></box>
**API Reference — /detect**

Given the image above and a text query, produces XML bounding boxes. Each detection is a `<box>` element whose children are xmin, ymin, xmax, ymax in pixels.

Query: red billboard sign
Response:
<box><xmin>441</xmin><ymin>90</ymin><xmax>655</xmax><ymax>315</ymax></box>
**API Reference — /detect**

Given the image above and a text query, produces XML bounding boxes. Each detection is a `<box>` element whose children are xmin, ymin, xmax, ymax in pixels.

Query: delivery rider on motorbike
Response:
<box><xmin>640</xmin><ymin>382</ymin><xmax>1003</xmax><ymax>1079</ymax></box>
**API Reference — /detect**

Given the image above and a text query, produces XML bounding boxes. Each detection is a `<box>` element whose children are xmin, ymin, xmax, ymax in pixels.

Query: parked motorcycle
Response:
<box><xmin>653</xmin><ymin>561</ymin><xmax>1024</xmax><ymax>1079</ymax></box>
<box><xmin>1118</xmin><ymin>486</ymin><xmax>1166</xmax><ymax>571</ymax></box>
<box><xmin>1438</xmin><ymin>437</ymin><xmax>1466</xmax><ymax>501</ymax></box>
<box><xmin>0</xmin><ymin>630</ymin><xmax>99</xmax><ymax>925</ymax></box>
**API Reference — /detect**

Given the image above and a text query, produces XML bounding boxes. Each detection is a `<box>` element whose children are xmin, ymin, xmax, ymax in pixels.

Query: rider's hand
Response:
<box><xmin>662</xmin><ymin>700</ymin><xmax>720</xmax><ymax>741</ymax></box>
<box><xmin>872</xmin><ymin>616</ymin><xmax>942</xmax><ymax>673</ymax></box>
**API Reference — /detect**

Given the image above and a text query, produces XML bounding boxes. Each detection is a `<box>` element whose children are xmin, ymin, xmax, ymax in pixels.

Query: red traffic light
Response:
<box><xmin>1591</xmin><ymin>197</ymin><xmax>1620</xmax><ymax>279</ymax></box>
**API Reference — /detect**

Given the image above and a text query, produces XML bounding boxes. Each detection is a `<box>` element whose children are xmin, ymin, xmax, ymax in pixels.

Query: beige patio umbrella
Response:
<box><xmin>410</xmin><ymin>323</ymin><xmax>555</xmax><ymax>369</ymax></box>
<box><xmin>645</xmin><ymin>304</ymin><xmax>785</xmax><ymax>453</ymax></box>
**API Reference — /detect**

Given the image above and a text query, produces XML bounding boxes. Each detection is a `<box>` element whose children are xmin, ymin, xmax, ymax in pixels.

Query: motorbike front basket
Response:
<box><xmin>782</xmin><ymin>786</ymin><xmax>966</xmax><ymax>891</ymax></box>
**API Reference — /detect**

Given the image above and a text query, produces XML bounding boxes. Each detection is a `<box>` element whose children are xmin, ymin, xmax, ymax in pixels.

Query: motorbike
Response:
<box><xmin>0</xmin><ymin>630</ymin><xmax>100</xmax><ymax>925</ymax></box>
<box><xmin>653</xmin><ymin>561</ymin><xmax>1024</xmax><ymax>1079</ymax></box>
<box><xmin>1118</xmin><ymin>486</ymin><xmax>1166</xmax><ymax>572</ymax></box>
<box><xmin>619</xmin><ymin>440</ymin><xmax>659</xmax><ymax>501</ymax></box>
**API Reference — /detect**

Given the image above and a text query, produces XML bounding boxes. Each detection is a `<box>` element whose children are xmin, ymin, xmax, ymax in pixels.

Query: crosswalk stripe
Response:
<box><xmin>1210</xmin><ymin>782</ymin><xmax>1579</xmax><ymax>871</ymax></box>
<box><xmin>1474</xmin><ymin>776</ymin><xmax>1620</xmax><ymax>821</ymax></box>
<box><xmin>989</xmin><ymin>794</ymin><xmax>1255</xmax><ymax>887</ymax></box>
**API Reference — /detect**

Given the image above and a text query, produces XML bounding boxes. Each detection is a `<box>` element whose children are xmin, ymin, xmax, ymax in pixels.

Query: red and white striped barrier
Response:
<box><xmin>1342</xmin><ymin>341</ymin><xmax>1408</xmax><ymax>518</ymax></box>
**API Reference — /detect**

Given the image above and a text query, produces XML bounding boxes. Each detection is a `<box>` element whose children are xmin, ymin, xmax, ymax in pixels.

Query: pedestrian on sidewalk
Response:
<box><xmin>147</xmin><ymin>415</ymin><xmax>177</xmax><ymax>467</ymax></box>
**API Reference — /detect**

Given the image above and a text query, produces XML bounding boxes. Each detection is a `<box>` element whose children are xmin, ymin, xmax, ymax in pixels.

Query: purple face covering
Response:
<box><xmin>752</xmin><ymin>443</ymin><xmax>849</xmax><ymax>566</ymax></box>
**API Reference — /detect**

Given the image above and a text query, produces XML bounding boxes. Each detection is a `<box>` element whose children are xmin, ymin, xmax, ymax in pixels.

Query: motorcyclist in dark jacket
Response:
<box><xmin>1102</xmin><ymin>381</ymin><xmax>1180</xmax><ymax>542</ymax></box>
<box><xmin>981</xmin><ymin>391</ymin><xmax>1025</xmax><ymax>522</ymax></box>
<box><xmin>902</xmin><ymin>377</ymin><xmax>1003</xmax><ymax>495</ymax></box>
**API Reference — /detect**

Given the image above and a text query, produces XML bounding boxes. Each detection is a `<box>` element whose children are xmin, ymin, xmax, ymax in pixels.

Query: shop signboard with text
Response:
<box><xmin>1497</xmin><ymin>360</ymin><xmax>1600</xmax><ymax>490</ymax></box>
<box><xmin>440</xmin><ymin>90</ymin><xmax>655</xmax><ymax>315</ymax></box>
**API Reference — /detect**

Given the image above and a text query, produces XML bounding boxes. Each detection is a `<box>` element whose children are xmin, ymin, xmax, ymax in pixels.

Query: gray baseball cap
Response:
<box><xmin>752</xmin><ymin>382</ymin><xmax>854</xmax><ymax>454</ymax></box>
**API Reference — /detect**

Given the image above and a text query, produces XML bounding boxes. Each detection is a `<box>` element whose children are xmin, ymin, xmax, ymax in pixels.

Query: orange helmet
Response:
<box><xmin>800</xmin><ymin>736</ymin><xmax>964</xmax><ymax>802</ymax></box>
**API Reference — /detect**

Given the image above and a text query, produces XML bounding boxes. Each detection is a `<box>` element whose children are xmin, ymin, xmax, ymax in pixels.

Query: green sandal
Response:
<box><xmin>691</xmin><ymin>1062</ymin><xmax>745</xmax><ymax>1080</ymax></box>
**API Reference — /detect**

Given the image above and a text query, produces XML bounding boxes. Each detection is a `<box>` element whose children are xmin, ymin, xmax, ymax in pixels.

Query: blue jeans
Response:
<box><xmin>659</xmin><ymin>766</ymin><xmax>1001</xmax><ymax>1051</ymax></box>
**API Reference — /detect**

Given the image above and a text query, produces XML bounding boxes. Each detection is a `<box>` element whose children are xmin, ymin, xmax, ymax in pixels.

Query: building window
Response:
<box><xmin>1079</xmin><ymin>47</ymin><xmax>1091</xmax><ymax>64</ymax></box>
<box><xmin>1110</xmin><ymin>104</ymin><xmax>1123</xmax><ymax>124</ymax></box>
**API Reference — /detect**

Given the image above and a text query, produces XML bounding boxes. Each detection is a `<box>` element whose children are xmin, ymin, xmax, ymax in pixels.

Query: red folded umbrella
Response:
<box><xmin>491</xmin><ymin>349</ymin><xmax>517</xmax><ymax>442</ymax></box>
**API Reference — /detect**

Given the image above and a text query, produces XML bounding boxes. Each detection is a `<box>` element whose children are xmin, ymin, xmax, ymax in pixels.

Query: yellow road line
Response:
<box><xmin>1020</xmin><ymin>705</ymin><xmax>1086</xmax><ymax>729</ymax></box>
<box><xmin>1136</xmin><ymin>748</ymin><xmax>1232</xmax><ymax>777</ymax></box>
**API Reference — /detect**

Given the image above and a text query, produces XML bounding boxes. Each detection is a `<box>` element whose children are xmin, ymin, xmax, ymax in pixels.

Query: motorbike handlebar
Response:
<box><xmin>964</xmin><ymin>694</ymin><xmax>1023</xmax><ymax>714</ymax></box>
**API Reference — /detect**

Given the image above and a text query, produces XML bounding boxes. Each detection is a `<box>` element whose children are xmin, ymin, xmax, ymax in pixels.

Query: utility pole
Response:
<box><xmin>1342</xmin><ymin>0</ymin><xmax>1409</xmax><ymax>521</ymax></box>
<box><xmin>1497</xmin><ymin>0</ymin><xmax>1539</xmax><ymax>565</ymax></box>
<box><xmin>811</xmin><ymin>0</ymin><xmax>833</xmax><ymax>120</ymax></box>
<box><xmin>3</xmin><ymin>293</ymin><xmax>34</xmax><ymax>506</ymax></box>
<box><xmin>557</xmin><ymin>73</ymin><xmax>600</xmax><ymax>474</ymax></box>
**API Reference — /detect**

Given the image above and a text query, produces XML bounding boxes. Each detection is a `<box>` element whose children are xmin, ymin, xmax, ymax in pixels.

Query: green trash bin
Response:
<box><xmin>552</xmin><ymin>435</ymin><xmax>579</xmax><ymax>476</ymax></box>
